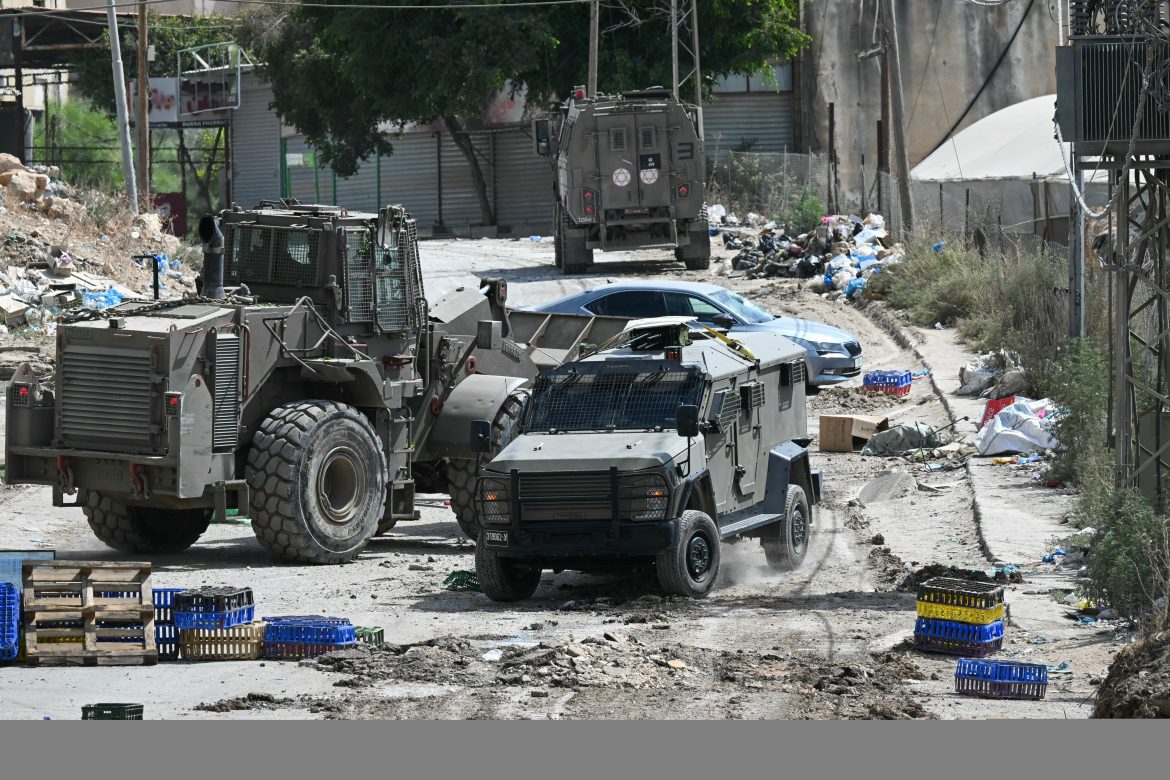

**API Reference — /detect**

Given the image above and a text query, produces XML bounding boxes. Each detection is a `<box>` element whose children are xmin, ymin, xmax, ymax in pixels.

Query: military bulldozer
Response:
<box><xmin>3</xmin><ymin>202</ymin><xmax>629</xmax><ymax>564</ymax></box>
<box><xmin>533</xmin><ymin>87</ymin><xmax>711</xmax><ymax>275</ymax></box>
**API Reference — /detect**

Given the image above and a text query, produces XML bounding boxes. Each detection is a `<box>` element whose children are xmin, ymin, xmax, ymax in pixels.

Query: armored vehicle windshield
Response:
<box><xmin>524</xmin><ymin>360</ymin><xmax>703</xmax><ymax>433</ymax></box>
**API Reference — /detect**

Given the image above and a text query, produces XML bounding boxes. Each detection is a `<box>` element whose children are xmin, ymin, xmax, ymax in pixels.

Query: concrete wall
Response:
<box><xmin>800</xmin><ymin>0</ymin><xmax>1059</xmax><ymax>203</ymax></box>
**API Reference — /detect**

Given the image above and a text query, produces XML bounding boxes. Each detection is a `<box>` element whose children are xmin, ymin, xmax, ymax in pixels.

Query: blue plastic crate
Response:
<box><xmin>263</xmin><ymin>615</ymin><xmax>351</xmax><ymax>625</ymax></box>
<box><xmin>1</xmin><ymin>582</ymin><xmax>19</xmax><ymax>662</ymax></box>
<box><xmin>0</xmin><ymin>550</ymin><xmax>55</xmax><ymax>592</ymax></box>
<box><xmin>914</xmin><ymin>617</ymin><xmax>1005</xmax><ymax>657</ymax></box>
<box><xmin>152</xmin><ymin>588</ymin><xmax>186</xmax><ymax>625</ymax></box>
<box><xmin>156</xmin><ymin>623</ymin><xmax>179</xmax><ymax>661</ymax></box>
<box><xmin>954</xmin><ymin>659</ymin><xmax>1048</xmax><ymax>700</ymax></box>
<box><xmin>174</xmin><ymin>604</ymin><xmax>255</xmax><ymax>630</ymax></box>
<box><xmin>263</xmin><ymin>640</ymin><xmax>355</xmax><ymax>661</ymax></box>
<box><xmin>263</xmin><ymin>617</ymin><xmax>355</xmax><ymax>646</ymax></box>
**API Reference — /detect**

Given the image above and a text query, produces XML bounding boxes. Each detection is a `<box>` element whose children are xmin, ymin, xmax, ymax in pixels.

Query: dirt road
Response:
<box><xmin>0</xmin><ymin>240</ymin><xmax>1116</xmax><ymax>719</ymax></box>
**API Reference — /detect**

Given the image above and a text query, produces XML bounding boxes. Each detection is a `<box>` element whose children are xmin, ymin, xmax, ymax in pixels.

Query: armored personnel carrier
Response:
<box><xmin>470</xmin><ymin>316</ymin><xmax>822</xmax><ymax>600</ymax></box>
<box><xmin>534</xmin><ymin>87</ymin><xmax>711</xmax><ymax>274</ymax></box>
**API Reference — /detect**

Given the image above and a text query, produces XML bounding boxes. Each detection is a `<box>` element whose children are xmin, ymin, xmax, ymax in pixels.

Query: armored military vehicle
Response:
<box><xmin>470</xmin><ymin>316</ymin><xmax>822</xmax><ymax>600</ymax></box>
<box><xmin>533</xmin><ymin>87</ymin><xmax>711</xmax><ymax>274</ymax></box>
<box><xmin>4</xmin><ymin>202</ymin><xmax>629</xmax><ymax>564</ymax></box>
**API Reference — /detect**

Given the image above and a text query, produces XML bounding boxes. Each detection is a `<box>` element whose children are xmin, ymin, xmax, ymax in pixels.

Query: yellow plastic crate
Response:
<box><xmin>916</xmin><ymin>600</ymin><xmax>1005</xmax><ymax>625</ymax></box>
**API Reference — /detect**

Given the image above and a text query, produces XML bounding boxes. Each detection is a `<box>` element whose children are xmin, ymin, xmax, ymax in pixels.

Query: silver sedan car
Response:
<box><xmin>528</xmin><ymin>280</ymin><xmax>863</xmax><ymax>386</ymax></box>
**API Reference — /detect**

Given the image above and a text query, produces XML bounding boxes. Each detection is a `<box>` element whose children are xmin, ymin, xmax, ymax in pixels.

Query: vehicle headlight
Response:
<box><xmin>622</xmin><ymin>474</ymin><xmax>670</xmax><ymax>521</ymax></box>
<box><xmin>477</xmin><ymin>477</ymin><xmax>511</xmax><ymax>523</ymax></box>
<box><xmin>808</xmin><ymin>340</ymin><xmax>846</xmax><ymax>355</ymax></box>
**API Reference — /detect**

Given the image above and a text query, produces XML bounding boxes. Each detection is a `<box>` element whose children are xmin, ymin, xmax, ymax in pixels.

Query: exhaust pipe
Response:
<box><xmin>198</xmin><ymin>214</ymin><xmax>225</xmax><ymax>300</ymax></box>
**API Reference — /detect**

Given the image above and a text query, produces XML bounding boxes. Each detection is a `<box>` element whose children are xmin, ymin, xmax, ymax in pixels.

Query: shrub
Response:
<box><xmin>1083</xmin><ymin>489</ymin><xmax>1170</xmax><ymax>629</ymax></box>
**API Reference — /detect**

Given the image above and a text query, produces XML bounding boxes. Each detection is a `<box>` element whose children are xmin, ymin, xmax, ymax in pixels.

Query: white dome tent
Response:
<box><xmin>911</xmin><ymin>94</ymin><xmax>1110</xmax><ymax>245</ymax></box>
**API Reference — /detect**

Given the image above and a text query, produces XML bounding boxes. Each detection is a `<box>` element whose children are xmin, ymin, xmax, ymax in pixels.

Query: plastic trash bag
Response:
<box><xmin>973</xmin><ymin>398</ymin><xmax>1059</xmax><ymax>456</ymax></box>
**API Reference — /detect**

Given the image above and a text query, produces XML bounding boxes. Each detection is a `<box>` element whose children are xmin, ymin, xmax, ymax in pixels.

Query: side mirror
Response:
<box><xmin>711</xmin><ymin>313</ymin><xmax>735</xmax><ymax>329</ymax></box>
<box><xmin>675</xmin><ymin>404</ymin><xmax>700</xmax><ymax>438</ymax></box>
<box><xmin>470</xmin><ymin>419</ymin><xmax>493</xmax><ymax>453</ymax></box>
<box><xmin>533</xmin><ymin>118</ymin><xmax>552</xmax><ymax>156</ymax></box>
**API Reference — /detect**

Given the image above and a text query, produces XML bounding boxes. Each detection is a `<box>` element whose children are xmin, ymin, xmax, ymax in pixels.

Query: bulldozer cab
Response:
<box><xmin>219</xmin><ymin>203</ymin><xmax>424</xmax><ymax>335</ymax></box>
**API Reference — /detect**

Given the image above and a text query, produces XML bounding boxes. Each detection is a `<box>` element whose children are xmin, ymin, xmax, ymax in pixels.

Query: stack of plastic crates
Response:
<box><xmin>153</xmin><ymin>588</ymin><xmax>185</xmax><ymax>661</ymax></box>
<box><xmin>862</xmin><ymin>370</ymin><xmax>912</xmax><ymax>396</ymax></box>
<box><xmin>263</xmin><ymin>616</ymin><xmax>356</xmax><ymax>660</ymax></box>
<box><xmin>914</xmin><ymin>577</ymin><xmax>1006</xmax><ymax>657</ymax></box>
<box><xmin>173</xmin><ymin>587</ymin><xmax>255</xmax><ymax>629</ymax></box>
<box><xmin>954</xmin><ymin>659</ymin><xmax>1048</xmax><ymax>700</ymax></box>
<box><xmin>174</xmin><ymin>587</ymin><xmax>264</xmax><ymax>661</ymax></box>
<box><xmin>1</xmin><ymin>582</ymin><xmax>19</xmax><ymax>663</ymax></box>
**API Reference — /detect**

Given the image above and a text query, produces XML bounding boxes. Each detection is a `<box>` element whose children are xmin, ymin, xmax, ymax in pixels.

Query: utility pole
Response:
<box><xmin>136</xmin><ymin>2</ymin><xmax>150</xmax><ymax>207</ymax></box>
<box><xmin>106</xmin><ymin>0</ymin><xmax>139</xmax><ymax>213</ymax></box>
<box><xmin>587</xmin><ymin>1</ymin><xmax>599</xmax><ymax>96</ymax></box>
<box><xmin>689</xmin><ymin>0</ymin><xmax>703</xmax><ymax>141</ymax></box>
<box><xmin>671</xmin><ymin>0</ymin><xmax>679</xmax><ymax>99</ymax></box>
<box><xmin>879</xmin><ymin>0</ymin><xmax>912</xmax><ymax>234</ymax></box>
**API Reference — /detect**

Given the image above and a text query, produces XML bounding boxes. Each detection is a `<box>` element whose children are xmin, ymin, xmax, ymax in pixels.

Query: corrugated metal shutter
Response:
<box><xmin>285</xmin><ymin>136</ymin><xmax>321</xmax><ymax>205</ymax></box>
<box><xmin>381</xmin><ymin>133</ymin><xmax>440</xmax><ymax>227</ymax></box>
<box><xmin>438</xmin><ymin>133</ymin><xmax>493</xmax><ymax>226</ymax></box>
<box><xmin>703</xmin><ymin>92</ymin><xmax>794</xmax><ymax>154</ymax></box>
<box><xmin>231</xmin><ymin>71</ymin><xmax>281</xmax><ymax>208</ymax></box>
<box><xmin>494</xmin><ymin>128</ymin><xmax>555</xmax><ymax>234</ymax></box>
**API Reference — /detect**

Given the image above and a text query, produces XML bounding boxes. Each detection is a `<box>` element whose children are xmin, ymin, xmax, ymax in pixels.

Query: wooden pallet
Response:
<box><xmin>22</xmin><ymin>561</ymin><xmax>157</xmax><ymax>666</ymax></box>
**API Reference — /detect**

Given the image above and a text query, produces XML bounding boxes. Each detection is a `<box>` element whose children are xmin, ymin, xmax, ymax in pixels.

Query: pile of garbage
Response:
<box><xmin>958</xmin><ymin>350</ymin><xmax>1028</xmax><ymax>398</ymax></box>
<box><xmin>708</xmin><ymin>208</ymin><xmax>904</xmax><ymax>302</ymax></box>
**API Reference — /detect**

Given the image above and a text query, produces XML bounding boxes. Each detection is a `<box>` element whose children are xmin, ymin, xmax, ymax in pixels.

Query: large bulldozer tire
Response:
<box><xmin>81</xmin><ymin>489</ymin><xmax>212</xmax><ymax>554</ymax></box>
<box><xmin>447</xmin><ymin>389</ymin><xmax>529</xmax><ymax>540</ymax></box>
<box><xmin>246</xmin><ymin>400</ymin><xmax>387</xmax><ymax>564</ymax></box>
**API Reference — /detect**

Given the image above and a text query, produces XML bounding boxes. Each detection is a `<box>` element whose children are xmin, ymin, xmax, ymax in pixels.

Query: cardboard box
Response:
<box><xmin>819</xmin><ymin>414</ymin><xmax>890</xmax><ymax>453</ymax></box>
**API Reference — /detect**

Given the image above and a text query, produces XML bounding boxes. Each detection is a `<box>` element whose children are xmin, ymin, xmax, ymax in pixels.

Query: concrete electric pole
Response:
<box><xmin>136</xmin><ymin>2</ymin><xmax>150</xmax><ymax>206</ymax></box>
<box><xmin>105</xmin><ymin>0</ymin><xmax>139</xmax><ymax>213</ymax></box>
<box><xmin>879</xmin><ymin>0</ymin><xmax>913</xmax><ymax>234</ymax></box>
<box><xmin>587</xmin><ymin>1</ymin><xmax>599</xmax><ymax>96</ymax></box>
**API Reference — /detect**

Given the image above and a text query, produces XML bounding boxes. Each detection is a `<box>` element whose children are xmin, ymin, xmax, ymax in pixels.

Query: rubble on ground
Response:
<box><xmin>709</xmin><ymin>209</ymin><xmax>903</xmax><ymax>304</ymax></box>
<box><xmin>0</xmin><ymin>154</ymin><xmax>199</xmax><ymax>343</ymax></box>
<box><xmin>210</xmin><ymin>634</ymin><xmax>938</xmax><ymax>719</ymax></box>
<box><xmin>1093</xmin><ymin>630</ymin><xmax>1170</xmax><ymax>718</ymax></box>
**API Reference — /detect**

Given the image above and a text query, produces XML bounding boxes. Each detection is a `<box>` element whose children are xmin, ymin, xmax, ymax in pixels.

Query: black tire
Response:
<box><xmin>675</xmin><ymin>205</ymin><xmax>711</xmax><ymax>270</ymax></box>
<box><xmin>560</xmin><ymin>208</ymin><xmax>592</xmax><ymax>275</ymax></box>
<box><xmin>246</xmin><ymin>400</ymin><xmax>387</xmax><ymax>564</ymax></box>
<box><xmin>762</xmin><ymin>485</ymin><xmax>811</xmax><ymax>570</ymax></box>
<box><xmin>81</xmin><ymin>489</ymin><xmax>211</xmax><ymax>554</ymax></box>
<box><xmin>475</xmin><ymin>536</ymin><xmax>541</xmax><ymax>602</ymax></box>
<box><xmin>655</xmin><ymin>510</ymin><xmax>721</xmax><ymax>598</ymax></box>
<box><xmin>447</xmin><ymin>389</ymin><xmax>529</xmax><ymax>540</ymax></box>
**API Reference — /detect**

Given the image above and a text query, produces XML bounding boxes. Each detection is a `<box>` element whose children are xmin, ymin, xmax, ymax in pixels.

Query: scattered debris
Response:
<box><xmin>443</xmin><ymin>571</ymin><xmax>481</xmax><ymax>592</ymax></box>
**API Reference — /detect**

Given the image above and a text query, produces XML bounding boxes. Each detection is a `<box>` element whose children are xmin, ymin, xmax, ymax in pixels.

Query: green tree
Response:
<box><xmin>239</xmin><ymin>1</ymin><xmax>807</xmax><ymax>225</ymax></box>
<box><xmin>70</xmin><ymin>13</ymin><xmax>235</xmax><ymax>212</ymax></box>
<box><xmin>72</xmin><ymin>12</ymin><xmax>236</xmax><ymax>114</ymax></box>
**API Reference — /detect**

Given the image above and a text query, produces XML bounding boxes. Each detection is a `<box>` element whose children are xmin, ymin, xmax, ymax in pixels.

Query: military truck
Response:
<box><xmin>3</xmin><ymin>202</ymin><xmax>629</xmax><ymax>564</ymax></box>
<box><xmin>533</xmin><ymin>87</ymin><xmax>711</xmax><ymax>275</ymax></box>
<box><xmin>469</xmin><ymin>316</ymin><xmax>822</xmax><ymax>600</ymax></box>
